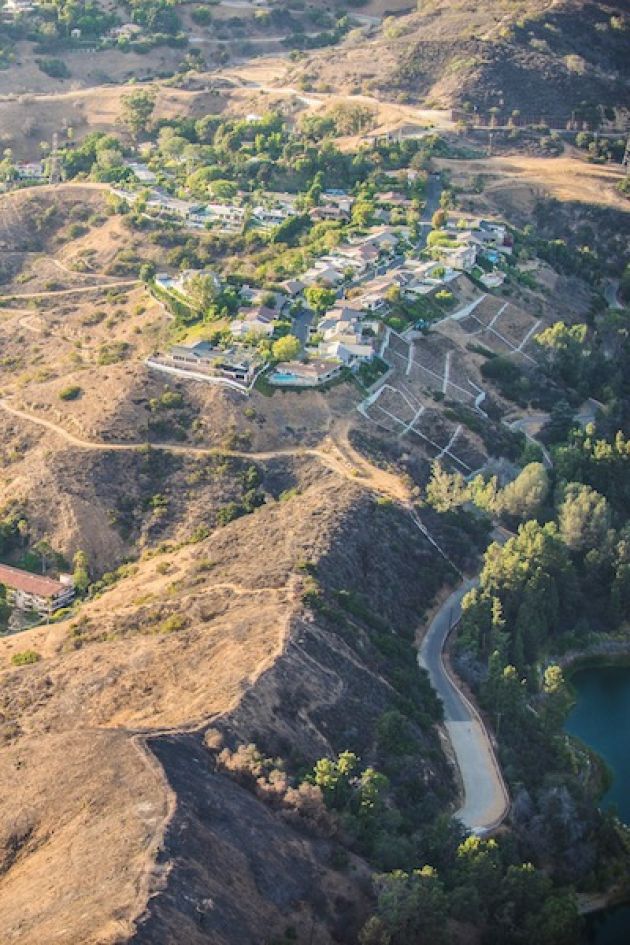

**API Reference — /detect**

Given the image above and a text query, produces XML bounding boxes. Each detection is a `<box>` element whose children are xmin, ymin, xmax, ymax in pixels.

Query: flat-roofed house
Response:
<box><xmin>0</xmin><ymin>564</ymin><xmax>75</xmax><ymax>615</ymax></box>
<box><xmin>168</xmin><ymin>342</ymin><xmax>260</xmax><ymax>385</ymax></box>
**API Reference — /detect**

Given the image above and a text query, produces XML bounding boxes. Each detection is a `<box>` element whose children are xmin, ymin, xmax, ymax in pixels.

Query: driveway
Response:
<box><xmin>292</xmin><ymin>306</ymin><xmax>313</xmax><ymax>348</ymax></box>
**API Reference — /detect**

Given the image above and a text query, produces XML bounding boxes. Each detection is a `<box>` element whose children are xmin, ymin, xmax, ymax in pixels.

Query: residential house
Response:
<box><xmin>309</xmin><ymin>205</ymin><xmax>350</xmax><ymax>223</ymax></box>
<box><xmin>303</xmin><ymin>264</ymin><xmax>345</xmax><ymax>288</ymax></box>
<box><xmin>480</xmin><ymin>271</ymin><xmax>507</xmax><ymax>288</ymax></box>
<box><xmin>0</xmin><ymin>563</ymin><xmax>75</xmax><ymax>616</ymax></box>
<box><xmin>321</xmin><ymin>192</ymin><xmax>354</xmax><ymax>213</ymax></box>
<box><xmin>168</xmin><ymin>342</ymin><xmax>259</xmax><ymax>384</ymax></box>
<box><xmin>441</xmin><ymin>243</ymin><xmax>477</xmax><ymax>272</ymax></box>
<box><xmin>355</xmin><ymin>243</ymin><xmax>380</xmax><ymax>266</ymax></box>
<box><xmin>204</xmin><ymin>203</ymin><xmax>246</xmax><ymax>228</ymax></box>
<box><xmin>269</xmin><ymin>360</ymin><xmax>341</xmax><ymax>387</ymax></box>
<box><xmin>3</xmin><ymin>0</ymin><xmax>36</xmax><ymax>14</ymax></box>
<box><xmin>110</xmin><ymin>23</ymin><xmax>143</xmax><ymax>39</ymax></box>
<box><xmin>471</xmin><ymin>219</ymin><xmax>512</xmax><ymax>253</ymax></box>
<box><xmin>15</xmin><ymin>161</ymin><xmax>46</xmax><ymax>180</ymax></box>
<box><xmin>279</xmin><ymin>278</ymin><xmax>307</xmax><ymax>297</ymax></box>
<box><xmin>252</xmin><ymin>192</ymin><xmax>299</xmax><ymax>227</ymax></box>
<box><xmin>368</xmin><ymin>229</ymin><xmax>401</xmax><ymax>254</ymax></box>
<box><xmin>319</xmin><ymin>313</ymin><xmax>362</xmax><ymax>341</ymax></box>
<box><xmin>322</xmin><ymin>339</ymin><xmax>374</xmax><ymax>365</ymax></box>
<box><xmin>148</xmin><ymin>193</ymin><xmax>196</xmax><ymax>219</ymax></box>
<box><xmin>156</xmin><ymin>268</ymin><xmax>220</xmax><ymax>296</ymax></box>
<box><xmin>333</xmin><ymin>246</ymin><xmax>372</xmax><ymax>274</ymax></box>
<box><xmin>127</xmin><ymin>161</ymin><xmax>157</xmax><ymax>184</ymax></box>
<box><xmin>375</xmin><ymin>191</ymin><xmax>412</xmax><ymax>208</ymax></box>
<box><xmin>230</xmin><ymin>306</ymin><xmax>276</xmax><ymax>338</ymax></box>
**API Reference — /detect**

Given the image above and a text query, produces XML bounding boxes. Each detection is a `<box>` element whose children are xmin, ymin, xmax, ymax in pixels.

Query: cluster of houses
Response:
<box><xmin>117</xmin><ymin>176</ymin><xmax>299</xmax><ymax>232</ymax></box>
<box><xmin>148</xmin><ymin>204</ymin><xmax>513</xmax><ymax>392</ymax></box>
<box><xmin>117</xmin><ymin>173</ymin><xmax>359</xmax><ymax>234</ymax></box>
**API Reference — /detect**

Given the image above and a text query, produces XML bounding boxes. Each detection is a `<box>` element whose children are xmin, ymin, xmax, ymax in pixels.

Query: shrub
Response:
<box><xmin>37</xmin><ymin>58</ymin><xmax>70</xmax><ymax>79</ymax></box>
<box><xmin>216</xmin><ymin>502</ymin><xmax>243</xmax><ymax>525</ymax></box>
<box><xmin>11</xmin><ymin>649</ymin><xmax>41</xmax><ymax>666</ymax></box>
<box><xmin>59</xmin><ymin>385</ymin><xmax>82</xmax><ymax>401</ymax></box>
<box><xmin>191</xmin><ymin>7</ymin><xmax>213</xmax><ymax>25</ymax></box>
<box><xmin>97</xmin><ymin>342</ymin><xmax>129</xmax><ymax>365</ymax></box>
<box><xmin>158</xmin><ymin>614</ymin><xmax>186</xmax><ymax>634</ymax></box>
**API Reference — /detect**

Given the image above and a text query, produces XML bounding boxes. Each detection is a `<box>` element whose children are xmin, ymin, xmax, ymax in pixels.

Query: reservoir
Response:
<box><xmin>565</xmin><ymin>666</ymin><xmax>630</xmax><ymax>944</ymax></box>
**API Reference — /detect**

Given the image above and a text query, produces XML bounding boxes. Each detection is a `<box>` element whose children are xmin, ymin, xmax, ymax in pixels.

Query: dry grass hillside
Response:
<box><xmin>290</xmin><ymin>0</ymin><xmax>630</xmax><ymax>117</ymax></box>
<box><xmin>0</xmin><ymin>474</ymin><xmax>454</xmax><ymax>944</ymax></box>
<box><xmin>0</xmin><ymin>86</ymin><xmax>227</xmax><ymax>160</ymax></box>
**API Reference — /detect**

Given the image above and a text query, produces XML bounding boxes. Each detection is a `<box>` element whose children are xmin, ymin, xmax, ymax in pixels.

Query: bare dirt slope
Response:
<box><xmin>0</xmin><ymin>86</ymin><xmax>227</xmax><ymax>159</ymax></box>
<box><xmin>0</xmin><ymin>474</ymin><xmax>453</xmax><ymax>944</ymax></box>
<box><xmin>438</xmin><ymin>153</ymin><xmax>628</xmax><ymax>211</ymax></box>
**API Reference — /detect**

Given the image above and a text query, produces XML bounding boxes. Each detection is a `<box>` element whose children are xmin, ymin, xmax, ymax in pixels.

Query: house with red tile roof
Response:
<box><xmin>0</xmin><ymin>563</ymin><xmax>75</xmax><ymax>615</ymax></box>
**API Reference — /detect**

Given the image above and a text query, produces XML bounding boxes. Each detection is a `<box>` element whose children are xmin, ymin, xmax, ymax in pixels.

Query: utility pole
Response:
<box><xmin>49</xmin><ymin>131</ymin><xmax>62</xmax><ymax>185</ymax></box>
<box><xmin>623</xmin><ymin>135</ymin><xmax>630</xmax><ymax>175</ymax></box>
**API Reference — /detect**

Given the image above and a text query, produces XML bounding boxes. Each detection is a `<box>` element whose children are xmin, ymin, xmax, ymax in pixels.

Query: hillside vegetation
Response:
<box><xmin>291</xmin><ymin>0</ymin><xmax>630</xmax><ymax>119</ymax></box>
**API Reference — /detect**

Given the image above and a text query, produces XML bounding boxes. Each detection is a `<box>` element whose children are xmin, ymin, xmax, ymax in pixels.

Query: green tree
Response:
<box><xmin>541</xmin><ymin>399</ymin><xmax>575</xmax><ymax>444</ymax></box>
<box><xmin>186</xmin><ymin>273</ymin><xmax>220</xmax><ymax>314</ymax></box>
<box><xmin>558</xmin><ymin>482</ymin><xmax>610</xmax><ymax>554</ymax></box>
<box><xmin>304</xmin><ymin>285</ymin><xmax>336</xmax><ymax>314</ymax></box>
<box><xmin>121</xmin><ymin>90</ymin><xmax>156</xmax><ymax>139</ymax></box>
<box><xmin>542</xmin><ymin>664</ymin><xmax>571</xmax><ymax>729</ymax></box>
<box><xmin>375</xmin><ymin>866</ymin><xmax>449</xmax><ymax>945</ymax></box>
<box><xmin>271</xmin><ymin>335</ymin><xmax>301</xmax><ymax>361</ymax></box>
<box><xmin>357</xmin><ymin>767</ymin><xmax>389</xmax><ymax>818</ymax></box>
<box><xmin>534</xmin><ymin>322</ymin><xmax>589</xmax><ymax>388</ymax></box>
<box><xmin>72</xmin><ymin>550</ymin><xmax>90</xmax><ymax>593</ymax></box>
<box><xmin>312</xmin><ymin>751</ymin><xmax>358</xmax><ymax>807</ymax></box>
<box><xmin>498</xmin><ymin>462</ymin><xmax>549</xmax><ymax>521</ymax></box>
<box><xmin>352</xmin><ymin>198</ymin><xmax>375</xmax><ymax>227</ymax></box>
<box><xmin>455</xmin><ymin>835</ymin><xmax>502</xmax><ymax>908</ymax></box>
<box><xmin>425</xmin><ymin>462</ymin><xmax>468</xmax><ymax>512</ymax></box>
<box><xmin>525</xmin><ymin>890</ymin><xmax>582</xmax><ymax>945</ymax></box>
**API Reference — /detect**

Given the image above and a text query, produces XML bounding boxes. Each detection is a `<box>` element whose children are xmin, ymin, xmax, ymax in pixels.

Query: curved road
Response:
<box><xmin>419</xmin><ymin>578</ymin><xmax>510</xmax><ymax>834</ymax></box>
<box><xmin>1</xmin><ymin>396</ymin><xmax>509</xmax><ymax>831</ymax></box>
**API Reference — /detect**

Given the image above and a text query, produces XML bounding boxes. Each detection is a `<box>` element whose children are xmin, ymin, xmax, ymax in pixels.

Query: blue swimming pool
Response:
<box><xmin>269</xmin><ymin>372</ymin><xmax>298</xmax><ymax>384</ymax></box>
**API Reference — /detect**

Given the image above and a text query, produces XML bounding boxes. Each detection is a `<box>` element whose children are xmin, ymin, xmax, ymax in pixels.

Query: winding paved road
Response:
<box><xmin>419</xmin><ymin>577</ymin><xmax>510</xmax><ymax>835</ymax></box>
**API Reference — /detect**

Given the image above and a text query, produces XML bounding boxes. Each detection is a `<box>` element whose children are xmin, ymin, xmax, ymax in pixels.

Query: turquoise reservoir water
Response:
<box><xmin>565</xmin><ymin>666</ymin><xmax>630</xmax><ymax>944</ymax></box>
<box><xmin>565</xmin><ymin>667</ymin><xmax>630</xmax><ymax>824</ymax></box>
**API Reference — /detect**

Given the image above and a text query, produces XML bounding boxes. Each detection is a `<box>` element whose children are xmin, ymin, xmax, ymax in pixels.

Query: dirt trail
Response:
<box><xmin>0</xmin><ymin>279</ymin><xmax>139</xmax><ymax>301</ymax></box>
<box><xmin>0</xmin><ymin>399</ymin><xmax>410</xmax><ymax>503</ymax></box>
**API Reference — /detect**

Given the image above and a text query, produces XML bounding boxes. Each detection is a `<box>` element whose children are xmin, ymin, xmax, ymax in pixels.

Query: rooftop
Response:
<box><xmin>0</xmin><ymin>563</ymin><xmax>68</xmax><ymax>599</ymax></box>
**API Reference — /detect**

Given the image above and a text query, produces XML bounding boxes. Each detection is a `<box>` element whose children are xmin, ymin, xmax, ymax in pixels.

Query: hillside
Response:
<box><xmin>290</xmin><ymin>0</ymin><xmax>630</xmax><ymax>119</ymax></box>
<box><xmin>0</xmin><ymin>475</ymin><xmax>455</xmax><ymax>944</ymax></box>
<box><xmin>0</xmin><ymin>12</ymin><xmax>629</xmax><ymax>940</ymax></box>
